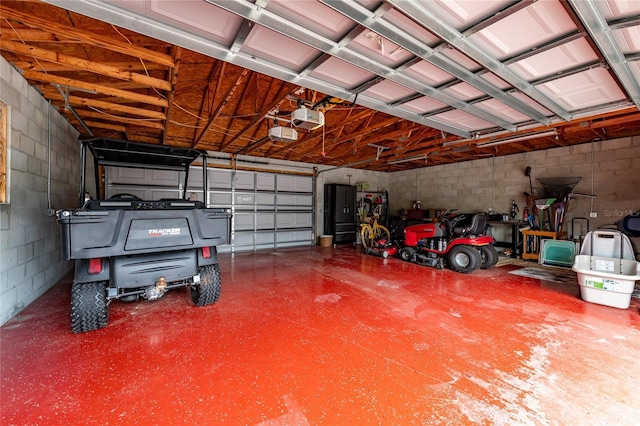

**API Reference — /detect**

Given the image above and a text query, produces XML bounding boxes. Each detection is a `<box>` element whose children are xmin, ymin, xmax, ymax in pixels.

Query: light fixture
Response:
<box><xmin>478</xmin><ymin>130</ymin><xmax>557</xmax><ymax>148</ymax></box>
<box><xmin>387</xmin><ymin>154</ymin><xmax>427</xmax><ymax>165</ymax></box>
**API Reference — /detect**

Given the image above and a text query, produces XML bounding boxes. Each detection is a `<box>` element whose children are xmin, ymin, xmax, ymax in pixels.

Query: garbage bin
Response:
<box><xmin>319</xmin><ymin>235</ymin><xmax>333</xmax><ymax>247</ymax></box>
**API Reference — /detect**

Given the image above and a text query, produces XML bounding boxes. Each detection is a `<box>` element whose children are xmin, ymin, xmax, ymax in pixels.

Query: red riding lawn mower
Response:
<box><xmin>398</xmin><ymin>210</ymin><xmax>498</xmax><ymax>273</ymax></box>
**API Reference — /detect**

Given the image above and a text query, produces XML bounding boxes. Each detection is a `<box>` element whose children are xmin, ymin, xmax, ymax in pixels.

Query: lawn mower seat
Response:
<box><xmin>454</xmin><ymin>213</ymin><xmax>487</xmax><ymax>237</ymax></box>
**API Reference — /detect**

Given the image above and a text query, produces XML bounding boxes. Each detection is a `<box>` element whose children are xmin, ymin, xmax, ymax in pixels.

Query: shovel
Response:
<box><xmin>525</xmin><ymin>166</ymin><xmax>533</xmax><ymax>195</ymax></box>
<box><xmin>523</xmin><ymin>166</ymin><xmax>535</xmax><ymax>214</ymax></box>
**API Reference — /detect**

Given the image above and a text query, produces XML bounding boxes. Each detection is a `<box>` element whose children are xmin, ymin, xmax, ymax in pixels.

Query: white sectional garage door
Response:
<box><xmin>106</xmin><ymin>166</ymin><xmax>315</xmax><ymax>253</ymax></box>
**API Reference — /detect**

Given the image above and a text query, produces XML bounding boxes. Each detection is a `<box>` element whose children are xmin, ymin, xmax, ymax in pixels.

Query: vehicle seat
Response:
<box><xmin>454</xmin><ymin>213</ymin><xmax>486</xmax><ymax>237</ymax></box>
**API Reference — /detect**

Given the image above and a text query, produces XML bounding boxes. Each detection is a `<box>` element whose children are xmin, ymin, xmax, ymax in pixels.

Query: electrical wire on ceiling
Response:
<box><xmin>168</xmin><ymin>102</ymin><xmax>262</xmax><ymax>141</ymax></box>
<box><xmin>85</xmin><ymin>101</ymin><xmax>261</xmax><ymax>142</ymax></box>
<box><xmin>111</xmin><ymin>24</ymin><xmax>167</xmax><ymax>100</ymax></box>
<box><xmin>5</xmin><ymin>19</ymin><xmax>48</xmax><ymax>75</ymax></box>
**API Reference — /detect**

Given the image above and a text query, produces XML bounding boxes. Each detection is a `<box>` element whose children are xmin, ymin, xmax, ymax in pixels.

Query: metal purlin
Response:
<box><xmin>41</xmin><ymin>0</ymin><xmax>469</xmax><ymax>138</ymax></box>
<box><xmin>321</xmin><ymin>0</ymin><xmax>553</xmax><ymax>126</ymax></box>
<box><xmin>208</xmin><ymin>0</ymin><xmax>518</xmax><ymax>133</ymax></box>
<box><xmin>568</xmin><ymin>0</ymin><xmax>640</xmax><ymax>111</ymax></box>
<box><xmin>387</xmin><ymin>0</ymin><xmax>573</xmax><ymax>121</ymax></box>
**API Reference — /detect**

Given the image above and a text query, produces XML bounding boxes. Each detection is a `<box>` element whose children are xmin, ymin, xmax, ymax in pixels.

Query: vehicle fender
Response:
<box><xmin>448</xmin><ymin>235</ymin><xmax>495</xmax><ymax>247</ymax></box>
<box><xmin>74</xmin><ymin>258</ymin><xmax>110</xmax><ymax>283</ymax></box>
<box><xmin>197</xmin><ymin>246</ymin><xmax>219</xmax><ymax>267</ymax></box>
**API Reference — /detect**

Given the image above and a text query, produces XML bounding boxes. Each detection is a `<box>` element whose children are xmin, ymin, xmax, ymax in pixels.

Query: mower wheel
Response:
<box><xmin>448</xmin><ymin>245</ymin><xmax>481</xmax><ymax>273</ymax></box>
<box><xmin>399</xmin><ymin>247</ymin><xmax>415</xmax><ymax>262</ymax></box>
<box><xmin>477</xmin><ymin>245</ymin><xmax>499</xmax><ymax>269</ymax></box>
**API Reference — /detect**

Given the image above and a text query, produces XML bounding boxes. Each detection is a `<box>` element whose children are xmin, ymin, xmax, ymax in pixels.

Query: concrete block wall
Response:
<box><xmin>0</xmin><ymin>56</ymin><xmax>80</xmax><ymax>326</ymax></box>
<box><xmin>314</xmin><ymin>136</ymin><xmax>640</xmax><ymax>246</ymax></box>
<box><xmin>387</xmin><ymin>137</ymin><xmax>640</xmax><ymax>249</ymax></box>
<box><xmin>388</xmin><ymin>155</ymin><xmax>516</xmax><ymax>215</ymax></box>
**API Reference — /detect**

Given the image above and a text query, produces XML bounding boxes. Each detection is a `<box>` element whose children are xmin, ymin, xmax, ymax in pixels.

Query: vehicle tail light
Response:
<box><xmin>201</xmin><ymin>246</ymin><xmax>211</xmax><ymax>259</ymax></box>
<box><xmin>88</xmin><ymin>258</ymin><xmax>102</xmax><ymax>275</ymax></box>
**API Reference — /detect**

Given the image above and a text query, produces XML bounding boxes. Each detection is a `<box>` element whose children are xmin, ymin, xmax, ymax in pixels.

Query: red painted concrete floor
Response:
<box><xmin>2</xmin><ymin>246</ymin><xmax>640</xmax><ymax>425</ymax></box>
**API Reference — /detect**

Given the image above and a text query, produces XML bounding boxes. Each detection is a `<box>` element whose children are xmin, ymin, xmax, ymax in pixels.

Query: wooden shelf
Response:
<box><xmin>521</xmin><ymin>230</ymin><xmax>567</xmax><ymax>261</ymax></box>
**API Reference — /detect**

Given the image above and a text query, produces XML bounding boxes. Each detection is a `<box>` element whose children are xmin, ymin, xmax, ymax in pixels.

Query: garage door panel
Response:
<box><xmin>209</xmin><ymin>169</ymin><xmax>232</xmax><ymax>189</ymax></box>
<box><xmin>276</xmin><ymin>194</ymin><xmax>312</xmax><ymax>207</ymax></box>
<box><xmin>276</xmin><ymin>175</ymin><xmax>312</xmax><ymax>192</ymax></box>
<box><xmin>256</xmin><ymin>213</ymin><xmax>276</xmax><ymax>230</ymax></box>
<box><xmin>255</xmin><ymin>232</ymin><xmax>275</xmax><ymax>244</ymax></box>
<box><xmin>183</xmin><ymin>167</ymin><xmax>204</xmax><ymax>189</ymax></box>
<box><xmin>234</xmin><ymin>232</ymin><xmax>254</xmax><ymax>246</ymax></box>
<box><xmin>151</xmin><ymin>169</ymin><xmax>180</xmax><ymax>186</ymax></box>
<box><xmin>277</xmin><ymin>212</ymin><xmax>312</xmax><ymax>228</ymax></box>
<box><xmin>235</xmin><ymin>213</ymin><xmax>255</xmax><ymax>230</ymax></box>
<box><xmin>150</xmin><ymin>189</ymin><xmax>181</xmax><ymax>200</ymax></box>
<box><xmin>235</xmin><ymin>193</ymin><xmax>255</xmax><ymax>206</ymax></box>
<box><xmin>108</xmin><ymin>167</ymin><xmax>146</xmax><ymax>184</ymax></box>
<box><xmin>257</xmin><ymin>193</ymin><xmax>275</xmax><ymax>206</ymax></box>
<box><xmin>276</xmin><ymin>230</ymin><xmax>313</xmax><ymax>244</ymax></box>
<box><xmin>106</xmin><ymin>187</ymin><xmax>147</xmax><ymax>199</ymax></box>
<box><xmin>234</xmin><ymin>171</ymin><xmax>255</xmax><ymax>190</ymax></box>
<box><xmin>257</xmin><ymin>173</ymin><xmax>275</xmax><ymax>190</ymax></box>
<box><xmin>210</xmin><ymin>192</ymin><xmax>232</xmax><ymax>205</ymax></box>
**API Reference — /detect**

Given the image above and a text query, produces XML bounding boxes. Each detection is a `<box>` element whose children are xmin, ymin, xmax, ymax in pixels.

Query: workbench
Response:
<box><xmin>488</xmin><ymin>220</ymin><xmax>528</xmax><ymax>258</ymax></box>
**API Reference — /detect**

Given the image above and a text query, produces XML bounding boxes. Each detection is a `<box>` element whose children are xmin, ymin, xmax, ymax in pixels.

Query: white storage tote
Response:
<box><xmin>571</xmin><ymin>230</ymin><xmax>640</xmax><ymax>309</ymax></box>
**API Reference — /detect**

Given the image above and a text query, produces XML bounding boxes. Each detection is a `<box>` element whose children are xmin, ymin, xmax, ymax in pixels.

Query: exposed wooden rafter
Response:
<box><xmin>162</xmin><ymin>45</ymin><xmax>181</xmax><ymax>144</ymax></box>
<box><xmin>219</xmin><ymin>80</ymin><xmax>297</xmax><ymax>152</ymax></box>
<box><xmin>0</xmin><ymin>1</ymin><xmax>638</xmax><ymax>171</ymax></box>
<box><xmin>0</xmin><ymin>39</ymin><xmax>171</xmax><ymax>90</ymax></box>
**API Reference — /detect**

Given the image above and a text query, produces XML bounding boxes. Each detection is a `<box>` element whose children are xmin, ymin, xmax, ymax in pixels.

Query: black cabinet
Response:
<box><xmin>324</xmin><ymin>184</ymin><xmax>357</xmax><ymax>243</ymax></box>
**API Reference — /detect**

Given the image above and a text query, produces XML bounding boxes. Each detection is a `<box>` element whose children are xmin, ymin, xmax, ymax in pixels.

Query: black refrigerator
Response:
<box><xmin>324</xmin><ymin>183</ymin><xmax>357</xmax><ymax>244</ymax></box>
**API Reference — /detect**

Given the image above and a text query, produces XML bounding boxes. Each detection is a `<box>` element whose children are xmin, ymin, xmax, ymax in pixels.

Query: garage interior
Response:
<box><xmin>1</xmin><ymin>0</ymin><xmax>639</xmax><ymax>423</ymax></box>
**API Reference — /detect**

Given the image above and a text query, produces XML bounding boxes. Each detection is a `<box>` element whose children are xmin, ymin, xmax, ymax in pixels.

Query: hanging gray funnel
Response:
<box><xmin>537</xmin><ymin>176</ymin><xmax>581</xmax><ymax>200</ymax></box>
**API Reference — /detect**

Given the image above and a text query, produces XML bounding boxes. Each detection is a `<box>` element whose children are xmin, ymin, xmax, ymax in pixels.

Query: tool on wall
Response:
<box><xmin>525</xmin><ymin>166</ymin><xmax>533</xmax><ymax>195</ymax></box>
<box><xmin>511</xmin><ymin>200</ymin><xmax>519</xmax><ymax>219</ymax></box>
<box><xmin>523</xmin><ymin>166</ymin><xmax>536</xmax><ymax>224</ymax></box>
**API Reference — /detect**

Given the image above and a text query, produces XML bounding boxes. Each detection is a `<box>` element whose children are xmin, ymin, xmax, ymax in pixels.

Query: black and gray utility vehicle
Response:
<box><xmin>57</xmin><ymin>138</ymin><xmax>231</xmax><ymax>333</ymax></box>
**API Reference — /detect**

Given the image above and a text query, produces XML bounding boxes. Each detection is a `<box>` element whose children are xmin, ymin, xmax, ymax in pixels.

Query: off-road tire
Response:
<box><xmin>191</xmin><ymin>264</ymin><xmax>221</xmax><ymax>306</ymax></box>
<box><xmin>448</xmin><ymin>245</ymin><xmax>481</xmax><ymax>274</ymax></box>
<box><xmin>71</xmin><ymin>281</ymin><xmax>109</xmax><ymax>334</ymax></box>
<box><xmin>478</xmin><ymin>245</ymin><xmax>499</xmax><ymax>269</ymax></box>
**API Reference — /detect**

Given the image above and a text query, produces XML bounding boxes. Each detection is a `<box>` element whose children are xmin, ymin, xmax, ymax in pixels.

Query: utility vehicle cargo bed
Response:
<box><xmin>58</xmin><ymin>206</ymin><xmax>230</xmax><ymax>260</ymax></box>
